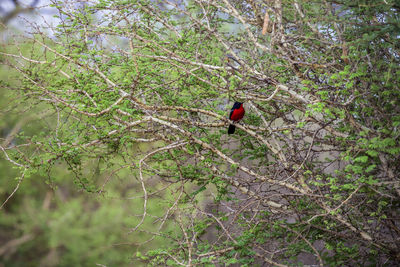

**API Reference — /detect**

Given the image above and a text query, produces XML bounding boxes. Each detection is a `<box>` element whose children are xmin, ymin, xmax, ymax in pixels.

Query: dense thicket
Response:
<box><xmin>1</xmin><ymin>0</ymin><xmax>399</xmax><ymax>266</ymax></box>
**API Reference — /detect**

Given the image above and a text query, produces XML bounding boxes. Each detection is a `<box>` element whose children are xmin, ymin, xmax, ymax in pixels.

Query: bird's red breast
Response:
<box><xmin>230</xmin><ymin>104</ymin><xmax>245</xmax><ymax>121</ymax></box>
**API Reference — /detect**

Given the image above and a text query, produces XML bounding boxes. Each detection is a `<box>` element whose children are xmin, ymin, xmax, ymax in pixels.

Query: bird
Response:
<box><xmin>228</xmin><ymin>102</ymin><xmax>245</xmax><ymax>134</ymax></box>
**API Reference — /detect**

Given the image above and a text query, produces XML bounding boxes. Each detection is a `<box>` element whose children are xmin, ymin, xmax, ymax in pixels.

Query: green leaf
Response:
<box><xmin>354</xmin><ymin>156</ymin><xmax>368</xmax><ymax>163</ymax></box>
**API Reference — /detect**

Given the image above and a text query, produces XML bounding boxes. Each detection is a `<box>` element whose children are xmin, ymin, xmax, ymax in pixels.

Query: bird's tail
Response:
<box><xmin>228</xmin><ymin>124</ymin><xmax>236</xmax><ymax>134</ymax></box>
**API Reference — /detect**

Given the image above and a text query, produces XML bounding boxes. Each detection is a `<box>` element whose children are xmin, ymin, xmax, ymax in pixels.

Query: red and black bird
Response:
<box><xmin>228</xmin><ymin>101</ymin><xmax>245</xmax><ymax>134</ymax></box>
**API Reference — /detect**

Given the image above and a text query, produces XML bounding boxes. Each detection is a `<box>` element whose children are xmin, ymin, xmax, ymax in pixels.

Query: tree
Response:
<box><xmin>0</xmin><ymin>0</ymin><xmax>41</xmax><ymax>25</ymax></box>
<box><xmin>1</xmin><ymin>0</ymin><xmax>399</xmax><ymax>265</ymax></box>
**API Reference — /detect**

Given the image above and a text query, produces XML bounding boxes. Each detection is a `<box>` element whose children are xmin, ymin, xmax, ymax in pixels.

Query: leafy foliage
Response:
<box><xmin>1</xmin><ymin>0</ymin><xmax>399</xmax><ymax>266</ymax></box>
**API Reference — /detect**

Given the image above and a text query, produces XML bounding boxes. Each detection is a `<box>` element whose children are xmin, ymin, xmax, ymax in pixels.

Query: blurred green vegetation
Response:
<box><xmin>0</xmin><ymin>33</ymin><xmax>179</xmax><ymax>267</ymax></box>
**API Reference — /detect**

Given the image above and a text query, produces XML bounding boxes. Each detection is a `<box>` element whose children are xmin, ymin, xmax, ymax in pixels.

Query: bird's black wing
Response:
<box><xmin>229</xmin><ymin>108</ymin><xmax>234</xmax><ymax>120</ymax></box>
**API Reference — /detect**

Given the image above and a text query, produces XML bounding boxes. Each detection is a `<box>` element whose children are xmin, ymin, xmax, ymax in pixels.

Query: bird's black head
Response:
<box><xmin>233</xmin><ymin>102</ymin><xmax>243</xmax><ymax>109</ymax></box>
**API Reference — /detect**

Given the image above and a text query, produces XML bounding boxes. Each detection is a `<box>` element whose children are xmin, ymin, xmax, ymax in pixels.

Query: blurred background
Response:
<box><xmin>0</xmin><ymin>1</ymin><xmax>172</xmax><ymax>266</ymax></box>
